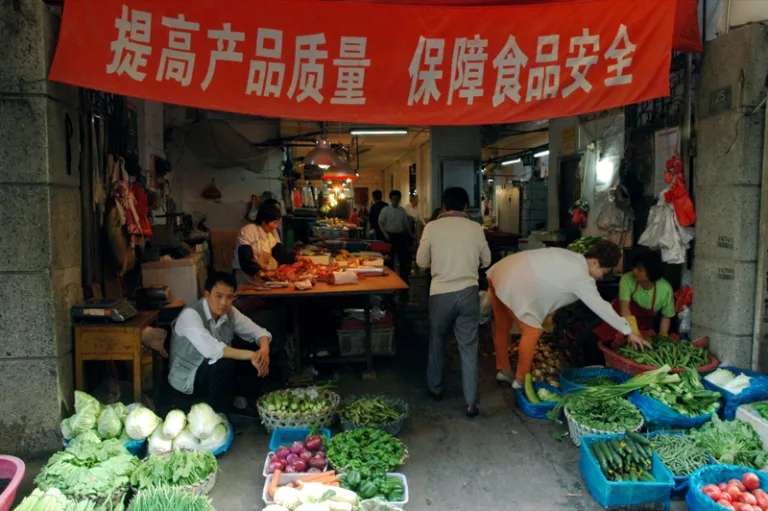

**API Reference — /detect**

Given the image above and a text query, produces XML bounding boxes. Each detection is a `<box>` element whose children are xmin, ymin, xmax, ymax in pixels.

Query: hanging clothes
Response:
<box><xmin>111</xmin><ymin>157</ymin><xmax>144</xmax><ymax>248</ymax></box>
<box><xmin>131</xmin><ymin>181</ymin><xmax>153</xmax><ymax>238</ymax></box>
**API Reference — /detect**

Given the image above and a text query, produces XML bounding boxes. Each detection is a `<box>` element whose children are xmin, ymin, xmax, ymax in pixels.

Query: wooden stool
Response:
<box><xmin>74</xmin><ymin>310</ymin><xmax>159</xmax><ymax>402</ymax></box>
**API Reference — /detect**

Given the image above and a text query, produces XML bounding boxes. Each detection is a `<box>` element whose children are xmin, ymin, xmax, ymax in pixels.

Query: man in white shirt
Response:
<box><xmin>169</xmin><ymin>272</ymin><xmax>272</xmax><ymax>421</ymax></box>
<box><xmin>404</xmin><ymin>195</ymin><xmax>426</xmax><ymax>242</ymax></box>
<box><xmin>486</xmin><ymin>241</ymin><xmax>650</xmax><ymax>389</ymax></box>
<box><xmin>417</xmin><ymin>187</ymin><xmax>491</xmax><ymax>418</ymax></box>
<box><xmin>378</xmin><ymin>190</ymin><xmax>415</xmax><ymax>283</ymax></box>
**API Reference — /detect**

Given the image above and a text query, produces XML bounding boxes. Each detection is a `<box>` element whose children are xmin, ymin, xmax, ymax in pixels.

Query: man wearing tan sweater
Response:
<box><xmin>417</xmin><ymin>187</ymin><xmax>491</xmax><ymax>417</ymax></box>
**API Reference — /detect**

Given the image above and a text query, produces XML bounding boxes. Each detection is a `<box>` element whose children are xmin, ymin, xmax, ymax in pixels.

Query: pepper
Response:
<box><xmin>359</xmin><ymin>482</ymin><xmax>378</xmax><ymax>499</ymax></box>
<box><xmin>345</xmin><ymin>469</ymin><xmax>362</xmax><ymax>488</ymax></box>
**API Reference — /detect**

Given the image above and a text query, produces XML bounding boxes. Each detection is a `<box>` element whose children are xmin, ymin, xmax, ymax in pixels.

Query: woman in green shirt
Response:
<box><xmin>593</xmin><ymin>250</ymin><xmax>676</xmax><ymax>343</ymax></box>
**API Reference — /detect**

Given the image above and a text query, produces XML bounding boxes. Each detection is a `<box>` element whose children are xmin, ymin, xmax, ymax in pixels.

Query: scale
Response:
<box><xmin>71</xmin><ymin>298</ymin><xmax>138</xmax><ymax>323</ymax></box>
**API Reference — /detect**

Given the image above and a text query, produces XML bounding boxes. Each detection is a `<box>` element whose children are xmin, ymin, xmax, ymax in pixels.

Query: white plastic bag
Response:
<box><xmin>678</xmin><ymin>306</ymin><xmax>692</xmax><ymax>335</ymax></box>
<box><xmin>638</xmin><ymin>200</ymin><xmax>693</xmax><ymax>264</ymax></box>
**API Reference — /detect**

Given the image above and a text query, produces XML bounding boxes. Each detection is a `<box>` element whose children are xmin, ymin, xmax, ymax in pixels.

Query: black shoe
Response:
<box><xmin>230</xmin><ymin>402</ymin><xmax>260</xmax><ymax>420</ymax></box>
<box><xmin>466</xmin><ymin>405</ymin><xmax>479</xmax><ymax>418</ymax></box>
<box><xmin>428</xmin><ymin>390</ymin><xmax>443</xmax><ymax>401</ymax></box>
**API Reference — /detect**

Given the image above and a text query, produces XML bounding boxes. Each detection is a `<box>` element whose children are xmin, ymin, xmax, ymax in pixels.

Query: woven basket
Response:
<box><xmin>258</xmin><ymin>389</ymin><xmax>341</xmax><ymax>433</ymax></box>
<box><xmin>339</xmin><ymin>395</ymin><xmax>409</xmax><ymax>436</ymax></box>
<box><xmin>564</xmin><ymin>407</ymin><xmax>643</xmax><ymax>447</ymax></box>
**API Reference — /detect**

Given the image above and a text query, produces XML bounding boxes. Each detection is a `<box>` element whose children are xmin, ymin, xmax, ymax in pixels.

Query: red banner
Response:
<box><xmin>49</xmin><ymin>0</ymin><xmax>675</xmax><ymax>125</ymax></box>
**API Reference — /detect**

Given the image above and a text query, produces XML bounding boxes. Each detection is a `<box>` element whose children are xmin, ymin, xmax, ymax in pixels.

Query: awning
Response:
<box><xmin>49</xmin><ymin>0</ymin><xmax>677</xmax><ymax>125</ymax></box>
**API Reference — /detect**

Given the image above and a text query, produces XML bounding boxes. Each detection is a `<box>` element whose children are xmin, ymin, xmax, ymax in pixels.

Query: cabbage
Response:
<box><xmin>173</xmin><ymin>427</ymin><xmax>201</xmax><ymax>451</ymax></box>
<box><xmin>63</xmin><ymin>391</ymin><xmax>100</xmax><ymax>437</ymax></box>
<box><xmin>148</xmin><ymin>421</ymin><xmax>174</xmax><ymax>455</ymax></box>
<box><xmin>187</xmin><ymin>403</ymin><xmax>221</xmax><ymax>440</ymax></box>
<box><xmin>705</xmin><ymin>368</ymin><xmax>737</xmax><ymax>387</ymax></box>
<box><xmin>163</xmin><ymin>410</ymin><xmax>187</xmax><ymax>440</ymax></box>
<box><xmin>124</xmin><ymin>405</ymin><xmax>161</xmax><ymax>440</ymax></box>
<box><xmin>97</xmin><ymin>405</ymin><xmax>122</xmax><ymax>439</ymax></box>
<box><xmin>69</xmin><ymin>430</ymin><xmax>102</xmax><ymax>447</ymax></box>
<box><xmin>119</xmin><ymin>429</ymin><xmax>133</xmax><ymax>444</ymax></box>
<box><xmin>198</xmin><ymin>423</ymin><xmax>228</xmax><ymax>452</ymax></box>
<box><xmin>111</xmin><ymin>402</ymin><xmax>128</xmax><ymax>421</ymax></box>
<box><xmin>74</xmin><ymin>391</ymin><xmax>100</xmax><ymax>416</ymax></box>
<box><xmin>274</xmin><ymin>486</ymin><xmax>302</xmax><ymax>510</ymax></box>
<box><xmin>60</xmin><ymin>417</ymin><xmax>75</xmax><ymax>440</ymax></box>
<box><xmin>67</xmin><ymin>410</ymin><xmax>97</xmax><ymax>437</ymax></box>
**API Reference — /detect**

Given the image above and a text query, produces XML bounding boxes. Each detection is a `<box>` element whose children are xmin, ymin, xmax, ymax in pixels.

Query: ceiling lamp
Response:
<box><xmin>304</xmin><ymin>137</ymin><xmax>336</xmax><ymax>170</ymax></box>
<box><xmin>349</xmin><ymin>128</ymin><xmax>408</xmax><ymax>136</ymax></box>
<box><xmin>501</xmin><ymin>158</ymin><xmax>522</xmax><ymax>166</ymax></box>
<box><xmin>534</xmin><ymin>150</ymin><xmax>550</xmax><ymax>158</ymax></box>
<box><xmin>322</xmin><ymin>152</ymin><xmax>357</xmax><ymax>182</ymax></box>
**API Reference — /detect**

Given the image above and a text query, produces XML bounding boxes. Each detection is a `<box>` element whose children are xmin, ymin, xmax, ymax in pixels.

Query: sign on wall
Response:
<box><xmin>49</xmin><ymin>0</ymin><xmax>675</xmax><ymax>126</ymax></box>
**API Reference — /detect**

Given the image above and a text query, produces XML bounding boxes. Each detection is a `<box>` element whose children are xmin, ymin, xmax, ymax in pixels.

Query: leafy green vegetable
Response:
<box><xmin>35</xmin><ymin>439</ymin><xmax>139</xmax><ymax>497</ymax></box>
<box><xmin>339</xmin><ymin>397</ymin><xmax>404</xmax><ymax>426</ymax></box>
<box><xmin>618</xmin><ymin>336</ymin><xmax>710</xmax><ymax>369</ymax></box>
<box><xmin>686</xmin><ymin>415</ymin><xmax>768</xmax><ymax>468</ymax></box>
<box><xmin>130</xmin><ymin>450</ymin><xmax>217</xmax><ymax>490</ymax></box>
<box><xmin>127</xmin><ymin>487</ymin><xmax>214</xmax><ymax>511</ymax></box>
<box><xmin>753</xmin><ymin>402</ymin><xmax>768</xmax><ymax>421</ymax></box>
<box><xmin>259</xmin><ymin>385</ymin><xmax>336</xmax><ymax>415</ymax></box>
<box><xmin>641</xmin><ymin>369</ymin><xmax>720</xmax><ymax>417</ymax></box>
<box><xmin>13</xmin><ymin>487</ymin><xmax>121</xmax><ymax>510</ymax></box>
<box><xmin>566</xmin><ymin>395</ymin><xmax>643</xmax><ymax>432</ymax></box>
<box><xmin>327</xmin><ymin>428</ymin><xmax>405</xmax><ymax>472</ymax></box>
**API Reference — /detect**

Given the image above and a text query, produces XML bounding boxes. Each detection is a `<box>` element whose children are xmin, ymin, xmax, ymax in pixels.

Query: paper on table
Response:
<box><xmin>330</xmin><ymin>272</ymin><xmax>358</xmax><ymax>285</ymax></box>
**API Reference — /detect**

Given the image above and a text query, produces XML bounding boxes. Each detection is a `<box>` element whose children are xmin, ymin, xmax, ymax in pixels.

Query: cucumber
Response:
<box><xmin>524</xmin><ymin>374</ymin><xmax>540</xmax><ymax>403</ymax></box>
<box><xmin>609</xmin><ymin>438</ymin><xmax>623</xmax><ymax>455</ymax></box>
<box><xmin>597</xmin><ymin>441</ymin><xmax>614</xmax><ymax>469</ymax></box>
<box><xmin>602</xmin><ymin>441</ymin><xmax>620</xmax><ymax>469</ymax></box>
<box><xmin>629</xmin><ymin>471</ymin><xmax>637</xmax><ymax>482</ymax></box>
<box><xmin>639</xmin><ymin>470</ymin><xmax>655</xmax><ymax>482</ymax></box>
<box><xmin>593</xmin><ymin>445</ymin><xmax>608</xmax><ymax>473</ymax></box>
<box><xmin>626</xmin><ymin>431</ymin><xmax>650</xmax><ymax>446</ymax></box>
<box><xmin>605</xmin><ymin>442</ymin><xmax>623</xmax><ymax>469</ymax></box>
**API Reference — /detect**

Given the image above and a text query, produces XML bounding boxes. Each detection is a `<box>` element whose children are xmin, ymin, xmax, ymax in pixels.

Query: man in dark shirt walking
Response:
<box><xmin>368</xmin><ymin>190</ymin><xmax>388</xmax><ymax>240</ymax></box>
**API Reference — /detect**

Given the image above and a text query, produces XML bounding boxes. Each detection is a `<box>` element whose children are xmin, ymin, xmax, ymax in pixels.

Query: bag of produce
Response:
<box><xmin>198</xmin><ymin>423</ymin><xmax>228</xmax><ymax>453</ymax></box>
<box><xmin>125</xmin><ymin>405</ymin><xmax>161</xmax><ymax>440</ymax></box>
<box><xmin>187</xmin><ymin>403</ymin><xmax>222</xmax><ymax>440</ymax></box>
<box><xmin>173</xmin><ymin>427</ymin><xmax>201</xmax><ymax>451</ymax></box>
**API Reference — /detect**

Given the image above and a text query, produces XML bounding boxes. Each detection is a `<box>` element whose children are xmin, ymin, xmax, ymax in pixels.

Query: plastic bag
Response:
<box><xmin>678</xmin><ymin>306</ymin><xmax>692</xmax><ymax>335</ymax></box>
<box><xmin>638</xmin><ymin>201</ymin><xmax>693</xmax><ymax>264</ymax></box>
<box><xmin>479</xmin><ymin>290</ymin><xmax>492</xmax><ymax>325</ymax></box>
<box><xmin>596</xmin><ymin>195</ymin><xmax>632</xmax><ymax>232</ymax></box>
<box><xmin>629</xmin><ymin>391</ymin><xmax>715</xmax><ymax>429</ymax></box>
<box><xmin>702</xmin><ymin>366</ymin><xmax>768</xmax><ymax>420</ymax></box>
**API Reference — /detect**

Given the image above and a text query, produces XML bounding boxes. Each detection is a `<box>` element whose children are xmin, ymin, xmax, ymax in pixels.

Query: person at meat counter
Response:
<box><xmin>168</xmin><ymin>272</ymin><xmax>272</xmax><ymax>423</ymax></box>
<box><xmin>487</xmin><ymin>240</ymin><xmax>652</xmax><ymax>389</ymax></box>
<box><xmin>417</xmin><ymin>187</ymin><xmax>491</xmax><ymax>418</ymax></box>
<box><xmin>232</xmin><ymin>204</ymin><xmax>285</xmax><ymax>286</ymax></box>
<box><xmin>590</xmin><ymin>249</ymin><xmax>676</xmax><ymax>363</ymax></box>
<box><xmin>378</xmin><ymin>190</ymin><xmax>415</xmax><ymax>284</ymax></box>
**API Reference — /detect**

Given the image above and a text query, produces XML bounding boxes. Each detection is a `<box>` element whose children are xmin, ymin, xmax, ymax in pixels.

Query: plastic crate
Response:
<box><xmin>686</xmin><ymin>464</ymin><xmax>768</xmax><ymax>511</ymax></box>
<box><xmin>560</xmin><ymin>367</ymin><xmax>632</xmax><ymax>393</ymax></box>
<box><xmin>338</xmin><ymin>327</ymin><xmax>396</xmax><ymax>357</ymax></box>
<box><xmin>515</xmin><ymin>382</ymin><xmax>561</xmax><ymax>420</ymax></box>
<box><xmin>599</xmin><ymin>340</ymin><xmax>719</xmax><ymax>376</ymax></box>
<box><xmin>736</xmin><ymin>403</ymin><xmax>768</xmax><ymax>450</ymax></box>
<box><xmin>702</xmin><ymin>366</ymin><xmax>768</xmax><ymax>420</ymax></box>
<box><xmin>0</xmin><ymin>456</ymin><xmax>25</xmax><ymax>511</ymax></box>
<box><xmin>268</xmin><ymin>427</ymin><xmax>332</xmax><ymax>453</ymax></box>
<box><xmin>580</xmin><ymin>434</ymin><xmax>675</xmax><ymax>510</ymax></box>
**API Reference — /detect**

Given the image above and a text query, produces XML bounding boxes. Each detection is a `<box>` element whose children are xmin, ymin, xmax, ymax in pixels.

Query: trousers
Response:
<box><xmin>427</xmin><ymin>285</ymin><xmax>480</xmax><ymax>405</ymax></box>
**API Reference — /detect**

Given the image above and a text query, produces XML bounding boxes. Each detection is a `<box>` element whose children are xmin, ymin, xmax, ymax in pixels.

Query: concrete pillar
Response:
<box><xmin>0</xmin><ymin>1</ymin><xmax>82</xmax><ymax>455</ymax></box>
<box><xmin>692</xmin><ymin>24</ymin><xmax>768</xmax><ymax>367</ymax></box>
<box><xmin>429</xmin><ymin>127</ymin><xmax>482</xmax><ymax>214</ymax></box>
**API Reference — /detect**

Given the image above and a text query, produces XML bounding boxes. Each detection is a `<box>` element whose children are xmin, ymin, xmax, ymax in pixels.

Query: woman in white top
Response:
<box><xmin>486</xmin><ymin>240</ymin><xmax>650</xmax><ymax>388</ymax></box>
<box><xmin>233</xmin><ymin>205</ymin><xmax>282</xmax><ymax>286</ymax></box>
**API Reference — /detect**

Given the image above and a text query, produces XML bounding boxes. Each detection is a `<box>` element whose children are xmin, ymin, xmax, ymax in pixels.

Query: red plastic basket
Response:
<box><xmin>0</xmin><ymin>456</ymin><xmax>25</xmax><ymax>511</ymax></box>
<box><xmin>365</xmin><ymin>241</ymin><xmax>391</xmax><ymax>255</ymax></box>
<box><xmin>598</xmin><ymin>339</ymin><xmax>719</xmax><ymax>376</ymax></box>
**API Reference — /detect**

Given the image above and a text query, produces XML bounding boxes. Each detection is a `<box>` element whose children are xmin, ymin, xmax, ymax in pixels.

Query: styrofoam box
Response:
<box><xmin>736</xmin><ymin>404</ymin><xmax>768</xmax><ymax>450</ymax></box>
<box><xmin>262</xmin><ymin>451</ymin><xmax>328</xmax><ymax>477</ymax></box>
<box><xmin>261</xmin><ymin>472</ymin><xmax>409</xmax><ymax>508</ymax></box>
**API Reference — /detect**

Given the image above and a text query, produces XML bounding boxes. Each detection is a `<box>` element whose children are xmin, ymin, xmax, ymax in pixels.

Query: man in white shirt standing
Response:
<box><xmin>378</xmin><ymin>190</ymin><xmax>415</xmax><ymax>284</ymax></box>
<box><xmin>417</xmin><ymin>187</ymin><xmax>491</xmax><ymax>418</ymax></box>
<box><xmin>169</xmin><ymin>272</ymin><xmax>272</xmax><ymax>423</ymax></box>
<box><xmin>486</xmin><ymin>241</ymin><xmax>651</xmax><ymax>389</ymax></box>
<box><xmin>404</xmin><ymin>194</ymin><xmax>426</xmax><ymax>243</ymax></box>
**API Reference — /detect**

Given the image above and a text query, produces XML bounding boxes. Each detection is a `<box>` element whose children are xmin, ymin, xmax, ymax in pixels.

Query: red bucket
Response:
<box><xmin>0</xmin><ymin>456</ymin><xmax>25</xmax><ymax>511</ymax></box>
<box><xmin>598</xmin><ymin>339</ymin><xmax>719</xmax><ymax>376</ymax></box>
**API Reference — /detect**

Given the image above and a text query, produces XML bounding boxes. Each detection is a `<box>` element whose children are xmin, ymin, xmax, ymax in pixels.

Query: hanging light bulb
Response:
<box><xmin>304</xmin><ymin>137</ymin><xmax>337</xmax><ymax>170</ymax></box>
<box><xmin>322</xmin><ymin>149</ymin><xmax>358</xmax><ymax>182</ymax></box>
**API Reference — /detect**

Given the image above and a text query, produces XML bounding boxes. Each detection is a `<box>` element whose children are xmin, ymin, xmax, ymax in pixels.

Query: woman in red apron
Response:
<box><xmin>591</xmin><ymin>250</ymin><xmax>677</xmax><ymax>359</ymax></box>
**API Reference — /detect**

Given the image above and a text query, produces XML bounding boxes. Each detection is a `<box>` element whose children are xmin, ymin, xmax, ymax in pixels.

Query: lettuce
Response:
<box><xmin>125</xmin><ymin>405</ymin><xmax>161</xmax><ymax>440</ymax></box>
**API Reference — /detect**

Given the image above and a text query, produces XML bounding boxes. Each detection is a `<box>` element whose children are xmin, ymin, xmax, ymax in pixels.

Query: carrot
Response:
<box><xmin>268</xmin><ymin>469</ymin><xmax>282</xmax><ymax>499</ymax></box>
<box><xmin>296</xmin><ymin>471</ymin><xmax>336</xmax><ymax>484</ymax></box>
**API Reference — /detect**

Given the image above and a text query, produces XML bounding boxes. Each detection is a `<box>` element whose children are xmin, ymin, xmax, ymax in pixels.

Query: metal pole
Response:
<box><xmin>751</xmin><ymin>104</ymin><xmax>768</xmax><ymax>371</ymax></box>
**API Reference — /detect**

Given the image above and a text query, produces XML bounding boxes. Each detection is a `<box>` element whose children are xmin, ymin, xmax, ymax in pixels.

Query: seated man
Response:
<box><xmin>168</xmin><ymin>272</ymin><xmax>271</xmax><ymax>423</ymax></box>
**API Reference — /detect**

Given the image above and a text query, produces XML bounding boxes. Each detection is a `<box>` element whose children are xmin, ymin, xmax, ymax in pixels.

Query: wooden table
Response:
<box><xmin>74</xmin><ymin>310</ymin><xmax>159</xmax><ymax>402</ymax></box>
<box><xmin>237</xmin><ymin>273</ymin><xmax>408</xmax><ymax>379</ymax></box>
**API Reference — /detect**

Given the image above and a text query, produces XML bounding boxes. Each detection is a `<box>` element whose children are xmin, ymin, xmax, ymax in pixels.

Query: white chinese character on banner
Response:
<box><xmin>201</xmin><ymin>23</ymin><xmax>245</xmax><ymax>91</ymax></box>
<box><xmin>447</xmin><ymin>35</ymin><xmax>488</xmax><ymax>105</ymax></box>
<box><xmin>287</xmin><ymin>34</ymin><xmax>328</xmax><ymax>104</ymax></box>
<box><xmin>156</xmin><ymin>14</ymin><xmax>200</xmax><ymax>87</ymax></box>
<box><xmin>491</xmin><ymin>35</ymin><xmax>528</xmax><ymax>107</ymax></box>
<box><xmin>331</xmin><ymin>37</ymin><xmax>371</xmax><ymax>105</ymax></box>
<box><xmin>526</xmin><ymin>35</ymin><xmax>560</xmax><ymax>102</ymax></box>
<box><xmin>246</xmin><ymin>28</ymin><xmax>286</xmax><ymax>98</ymax></box>
<box><xmin>604</xmin><ymin>24</ymin><xmax>636</xmax><ymax>86</ymax></box>
<box><xmin>408</xmin><ymin>37</ymin><xmax>445</xmax><ymax>106</ymax></box>
<box><xmin>106</xmin><ymin>5</ymin><xmax>152</xmax><ymax>81</ymax></box>
<box><xmin>562</xmin><ymin>28</ymin><xmax>600</xmax><ymax>98</ymax></box>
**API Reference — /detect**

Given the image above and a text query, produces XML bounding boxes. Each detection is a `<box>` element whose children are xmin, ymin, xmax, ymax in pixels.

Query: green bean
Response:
<box><xmin>340</xmin><ymin>397</ymin><xmax>404</xmax><ymax>426</ymax></box>
<box><xmin>618</xmin><ymin>336</ymin><xmax>709</xmax><ymax>369</ymax></box>
<box><xmin>650</xmin><ymin>434</ymin><xmax>709</xmax><ymax>476</ymax></box>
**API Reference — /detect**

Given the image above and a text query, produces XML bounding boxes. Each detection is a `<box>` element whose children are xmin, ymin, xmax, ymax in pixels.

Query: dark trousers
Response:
<box><xmin>387</xmin><ymin>233</ymin><xmax>412</xmax><ymax>284</ymax></box>
<box><xmin>177</xmin><ymin>338</ymin><xmax>262</xmax><ymax>416</ymax></box>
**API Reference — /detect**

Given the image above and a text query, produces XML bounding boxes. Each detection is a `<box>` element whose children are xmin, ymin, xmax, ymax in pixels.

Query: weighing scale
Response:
<box><xmin>71</xmin><ymin>298</ymin><xmax>139</xmax><ymax>323</ymax></box>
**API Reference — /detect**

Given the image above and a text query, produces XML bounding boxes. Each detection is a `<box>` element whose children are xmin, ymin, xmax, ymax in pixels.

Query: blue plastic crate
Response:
<box><xmin>560</xmin><ymin>367</ymin><xmax>632</xmax><ymax>394</ymax></box>
<box><xmin>580</xmin><ymin>434</ymin><xmax>675</xmax><ymax>510</ymax></box>
<box><xmin>629</xmin><ymin>391</ymin><xmax>718</xmax><ymax>430</ymax></box>
<box><xmin>269</xmin><ymin>427</ymin><xmax>332</xmax><ymax>453</ymax></box>
<box><xmin>515</xmin><ymin>382</ymin><xmax>561</xmax><ymax>420</ymax></box>
<box><xmin>686</xmin><ymin>464</ymin><xmax>768</xmax><ymax>511</ymax></box>
<box><xmin>702</xmin><ymin>366</ymin><xmax>768</xmax><ymax>420</ymax></box>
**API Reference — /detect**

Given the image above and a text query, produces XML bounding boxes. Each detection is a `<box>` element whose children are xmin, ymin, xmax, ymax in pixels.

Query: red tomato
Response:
<box><xmin>744</xmin><ymin>473</ymin><xmax>762</xmax><ymax>492</ymax></box>
<box><xmin>737</xmin><ymin>504</ymin><xmax>755</xmax><ymax>511</ymax></box>
<box><xmin>703</xmin><ymin>485</ymin><xmax>723</xmax><ymax>501</ymax></box>
<box><xmin>743</xmin><ymin>493</ymin><xmax>759</xmax><ymax>506</ymax></box>
<box><xmin>758</xmin><ymin>494</ymin><xmax>768</xmax><ymax>510</ymax></box>
<box><xmin>717</xmin><ymin>501</ymin><xmax>734</xmax><ymax>511</ymax></box>
<box><xmin>731</xmin><ymin>480</ymin><xmax>748</xmax><ymax>492</ymax></box>
<box><xmin>729</xmin><ymin>484</ymin><xmax>745</xmax><ymax>500</ymax></box>
<box><xmin>722</xmin><ymin>493</ymin><xmax>734</xmax><ymax>502</ymax></box>
<box><xmin>723</xmin><ymin>483</ymin><xmax>734</xmax><ymax>491</ymax></box>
